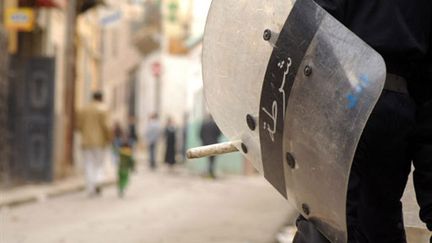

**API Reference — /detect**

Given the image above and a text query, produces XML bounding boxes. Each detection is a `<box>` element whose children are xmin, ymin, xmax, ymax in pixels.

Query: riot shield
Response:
<box><xmin>202</xmin><ymin>0</ymin><xmax>386</xmax><ymax>242</ymax></box>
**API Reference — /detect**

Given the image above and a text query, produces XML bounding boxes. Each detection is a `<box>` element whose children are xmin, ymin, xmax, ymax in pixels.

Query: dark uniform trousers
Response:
<box><xmin>293</xmin><ymin>79</ymin><xmax>432</xmax><ymax>242</ymax></box>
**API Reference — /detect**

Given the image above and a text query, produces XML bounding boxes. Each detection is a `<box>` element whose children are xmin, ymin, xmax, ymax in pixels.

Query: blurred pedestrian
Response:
<box><xmin>145</xmin><ymin>113</ymin><xmax>161</xmax><ymax>170</ymax></box>
<box><xmin>76</xmin><ymin>91</ymin><xmax>111</xmax><ymax>197</ymax></box>
<box><xmin>117</xmin><ymin>136</ymin><xmax>135</xmax><ymax>198</ymax></box>
<box><xmin>128</xmin><ymin>116</ymin><xmax>138</xmax><ymax>148</ymax></box>
<box><xmin>199</xmin><ymin>115</ymin><xmax>221</xmax><ymax>178</ymax></box>
<box><xmin>164</xmin><ymin>117</ymin><xmax>177</xmax><ymax>169</ymax></box>
<box><xmin>112</xmin><ymin>122</ymin><xmax>123</xmax><ymax>164</ymax></box>
<box><xmin>180</xmin><ymin>113</ymin><xmax>189</xmax><ymax>162</ymax></box>
<box><xmin>111</xmin><ymin>122</ymin><xmax>125</xmax><ymax>167</ymax></box>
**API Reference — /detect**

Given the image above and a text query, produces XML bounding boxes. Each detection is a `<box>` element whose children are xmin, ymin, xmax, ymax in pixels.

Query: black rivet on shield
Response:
<box><xmin>263</xmin><ymin>29</ymin><xmax>272</xmax><ymax>41</ymax></box>
<box><xmin>286</xmin><ymin>152</ymin><xmax>296</xmax><ymax>169</ymax></box>
<box><xmin>302</xmin><ymin>203</ymin><xmax>311</xmax><ymax>216</ymax></box>
<box><xmin>241</xmin><ymin>143</ymin><xmax>248</xmax><ymax>154</ymax></box>
<box><xmin>304</xmin><ymin>65</ymin><xmax>313</xmax><ymax>76</ymax></box>
<box><xmin>246</xmin><ymin>114</ymin><xmax>256</xmax><ymax>131</ymax></box>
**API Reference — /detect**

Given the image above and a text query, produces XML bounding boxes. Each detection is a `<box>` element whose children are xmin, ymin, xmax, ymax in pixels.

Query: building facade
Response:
<box><xmin>2</xmin><ymin>0</ymin><xmax>71</xmax><ymax>184</ymax></box>
<box><xmin>75</xmin><ymin>1</ymin><xmax>142</xmax><ymax>131</ymax></box>
<box><xmin>136</xmin><ymin>0</ymin><xmax>245</xmax><ymax>174</ymax></box>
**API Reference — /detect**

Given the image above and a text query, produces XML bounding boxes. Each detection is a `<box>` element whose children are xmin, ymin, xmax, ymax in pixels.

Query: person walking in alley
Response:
<box><xmin>76</xmin><ymin>91</ymin><xmax>111</xmax><ymax>197</ymax></box>
<box><xmin>199</xmin><ymin>115</ymin><xmax>221</xmax><ymax>179</ymax></box>
<box><xmin>164</xmin><ymin>117</ymin><xmax>177</xmax><ymax>170</ymax></box>
<box><xmin>116</xmin><ymin>136</ymin><xmax>135</xmax><ymax>198</ymax></box>
<box><xmin>180</xmin><ymin>113</ymin><xmax>189</xmax><ymax>163</ymax></box>
<box><xmin>145</xmin><ymin>113</ymin><xmax>161</xmax><ymax>170</ymax></box>
<box><xmin>112</xmin><ymin>122</ymin><xmax>124</xmax><ymax>164</ymax></box>
<box><xmin>128</xmin><ymin>116</ymin><xmax>138</xmax><ymax>148</ymax></box>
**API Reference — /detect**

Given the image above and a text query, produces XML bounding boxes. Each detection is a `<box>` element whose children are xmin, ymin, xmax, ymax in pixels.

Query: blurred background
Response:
<box><xmin>0</xmin><ymin>1</ymin><xmax>296</xmax><ymax>242</ymax></box>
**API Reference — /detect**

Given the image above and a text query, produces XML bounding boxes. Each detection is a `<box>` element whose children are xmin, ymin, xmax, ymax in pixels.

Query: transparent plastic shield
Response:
<box><xmin>203</xmin><ymin>0</ymin><xmax>386</xmax><ymax>242</ymax></box>
<box><xmin>203</xmin><ymin>0</ymin><xmax>295</xmax><ymax>174</ymax></box>
<box><xmin>280</xmin><ymin>8</ymin><xmax>386</xmax><ymax>241</ymax></box>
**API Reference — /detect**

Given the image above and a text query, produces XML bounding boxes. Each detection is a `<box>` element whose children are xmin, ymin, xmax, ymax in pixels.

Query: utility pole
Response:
<box><xmin>0</xmin><ymin>1</ymin><xmax>4</xmax><ymax>22</ymax></box>
<box><xmin>63</xmin><ymin>0</ymin><xmax>77</xmax><ymax>175</ymax></box>
<box><xmin>0</xmin><ymin>26</ymin><xmax>10</xmax><ymax>187</ymax></box>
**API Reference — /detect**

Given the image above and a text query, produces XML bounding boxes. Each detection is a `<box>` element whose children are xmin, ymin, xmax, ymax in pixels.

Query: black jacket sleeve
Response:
<box><xmin>412</xmin><ymin>100</ymin><xmax>432</xmax><ymax>231</ymax></box>
<box><xmin>313</xmin><ymin>0</ymin><xmax>346</xmax><ymax>21</ymax></box>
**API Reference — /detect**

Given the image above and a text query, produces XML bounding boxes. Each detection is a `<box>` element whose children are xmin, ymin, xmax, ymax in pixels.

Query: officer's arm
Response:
<box><xmin>412</xmin><ymin>81</ymin><xmax>432</xmax><ymax>231</ymax></box>
<box><xmin>412</xmin><ymin>59</ymin><xmax>432</xmax><ymax>231</ymax></box>
<box><xmin>413</xmin><ymin>141</ymin><xmax>432</xmax><ymax>231</ymax></box>
<box><xmin>314</xmin><ymin>0</ymin><xmax>346</xmax><ymax>22</ymax></box>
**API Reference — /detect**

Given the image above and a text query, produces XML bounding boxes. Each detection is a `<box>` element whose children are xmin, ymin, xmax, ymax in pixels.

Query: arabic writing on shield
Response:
<box><xmin>262</xmin><ymin>58</ymin><xmax>292</xmax><ymax>142</ymax></box>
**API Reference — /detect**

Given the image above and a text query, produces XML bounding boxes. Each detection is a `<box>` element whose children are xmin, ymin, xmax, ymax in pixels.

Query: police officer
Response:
<box><xmin>293</xmin><ymin>0</ymin><xmax>432</xmax><ymax>242</ymax></box>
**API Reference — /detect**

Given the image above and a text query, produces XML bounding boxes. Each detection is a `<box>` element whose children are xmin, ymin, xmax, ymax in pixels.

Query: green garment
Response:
<box><xmin>117</xmin><ymin>147</ymin><xmax>135</xmax><ymax>195</ymax></box>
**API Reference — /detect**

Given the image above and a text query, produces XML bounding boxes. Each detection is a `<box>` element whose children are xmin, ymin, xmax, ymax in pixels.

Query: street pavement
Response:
<box><xmin>1</xmin><ymin>163</ymin><xmax>428</xmax><ymax>243</ymax></box>
<box><xmin>0</xmin><ymin>166</ymin><xmax>296</xmax><ymax>243</ymax></box>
